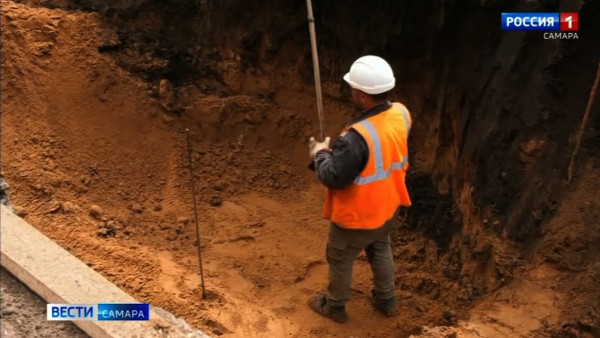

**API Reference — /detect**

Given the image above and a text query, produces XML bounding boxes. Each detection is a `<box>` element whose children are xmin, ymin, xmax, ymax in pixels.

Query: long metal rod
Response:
<box><xmin>306</xmin><ymin>0</ymin><xmax>326</xmax><ymax>140</ymax></box>
<box><xmin>568</xmin><ymin>59</ymin><xmax>600</xmax><ymax>182</ymax></box>
<box><xmin>185</xmin><ymin>129</ymin><xmax>207</xmax><ymax>300</ymax></box>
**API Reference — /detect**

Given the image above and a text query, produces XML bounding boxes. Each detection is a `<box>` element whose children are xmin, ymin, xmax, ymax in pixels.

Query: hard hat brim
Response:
<box><xmin>343</xmin><ymin>72</ymin><xmax>352</xmax><ymax>86</ymax></box>
<box><xmin>343</xmin><ymin>72</ymin><xmax>395</xmax><ymax>95</ymax></box>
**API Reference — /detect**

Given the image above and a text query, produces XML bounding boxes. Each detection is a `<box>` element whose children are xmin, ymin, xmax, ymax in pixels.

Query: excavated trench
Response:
<box><xmin>2</xmin><ymin>0</ymin><xmax>600</xmax><ymax>337</ymax></box>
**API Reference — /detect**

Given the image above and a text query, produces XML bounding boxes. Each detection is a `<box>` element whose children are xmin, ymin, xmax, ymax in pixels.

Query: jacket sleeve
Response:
<box><xmin>313</xmin><ymin>130</ymin><xmax>369</xmax><ymax>189</ymax></box>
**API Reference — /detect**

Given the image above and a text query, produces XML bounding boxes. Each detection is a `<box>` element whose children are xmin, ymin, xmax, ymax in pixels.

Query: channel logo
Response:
<box><xmin>501</xmin><ymin>12</ymin><xmax>578</xmax><ymax>31</ymax></box>
<box><xmin>47</xmin><ymin>303</ymin><xmax>150</xmax><ymax>321</ymax></box>
<box><xmin>559</xmin><ymin>13</ymin><xmax>578</xmax><ymax>31</ymax></box>
<box><xmin>47</xmin><ymin>304</ymin><xmax>96</xmax><ymax>321</ymax></box>
<box><xmin>98</xmin><ymin>303</ymin><xmax>150</xmax><ymax>321</ymax></box>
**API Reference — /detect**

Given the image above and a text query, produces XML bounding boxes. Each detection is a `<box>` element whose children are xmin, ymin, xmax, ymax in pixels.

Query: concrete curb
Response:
<box><xmin>0</xmin><ymin>204</ymin><xmax>210</xmax><ymax>338</ymax></box>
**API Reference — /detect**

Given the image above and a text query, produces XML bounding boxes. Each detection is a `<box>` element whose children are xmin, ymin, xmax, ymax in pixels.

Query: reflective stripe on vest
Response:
<box><xmin>399</xmin><ymin>105</ymin><xmax>411</xmax><ymax>131</ymax></box>
<box><xmin>353</xmin><ymin>107</ymin><xmax>411</xmax><ymax>185</ymax></box>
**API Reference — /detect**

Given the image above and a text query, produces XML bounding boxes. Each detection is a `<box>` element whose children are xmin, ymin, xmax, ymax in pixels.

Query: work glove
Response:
<box><xmin>308</xmin><ymin>136</ymin><xmax>331</xmax><ymax>159</ymax></box>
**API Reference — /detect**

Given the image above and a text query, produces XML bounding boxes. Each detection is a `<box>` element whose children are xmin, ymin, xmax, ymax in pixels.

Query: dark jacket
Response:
<box><xmin>313</xmin><ymin>101</ymin><xmax>392</xmax><ymax>189</ymax></box>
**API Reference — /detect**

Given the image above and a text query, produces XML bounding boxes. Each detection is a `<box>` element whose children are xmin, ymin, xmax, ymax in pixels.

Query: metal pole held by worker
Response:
<box><xmin>306</xmin><ymin>0</ymin><xmax>326</xmax><ymax>141</ymax></box>
<box><xmin>185</xmin><ymin>129</ymin><xmax>207</xmax><ymax>300</ymax></box>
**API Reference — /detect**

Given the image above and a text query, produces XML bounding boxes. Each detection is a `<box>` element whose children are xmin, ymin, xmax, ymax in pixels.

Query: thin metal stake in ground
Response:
<box><xmin>568</xmin><ymin>59</ymin><xmax>600</xmax><ymax>183</ymax></box>
<box><xmin>185</xmin><ymin>129</ymin><xmax>207</xmax><ymax>300</ymax></box>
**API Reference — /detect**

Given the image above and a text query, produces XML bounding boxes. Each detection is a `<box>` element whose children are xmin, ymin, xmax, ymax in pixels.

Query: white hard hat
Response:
<box><xmin>343</xmin><ymin>55</ymin><xmax>395</xmax><ymax>95</ymax></box>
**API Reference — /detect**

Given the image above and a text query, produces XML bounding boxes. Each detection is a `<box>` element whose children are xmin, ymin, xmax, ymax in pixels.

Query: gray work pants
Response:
<box><xmin>325</xmin><ymin>212</ymin><xmax>398</xmax><ymax>307</ymax></box>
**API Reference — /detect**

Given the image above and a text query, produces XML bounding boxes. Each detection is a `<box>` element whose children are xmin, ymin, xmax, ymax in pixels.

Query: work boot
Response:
<box><xmin>308</xmin><ymin>294</ymin><xmax>348</xmax><ymax>323</ymax></box>
<box><xmin>370</xmin><ymin>291</ymin><xmax>398</xmax><ymax>317</ymax></box>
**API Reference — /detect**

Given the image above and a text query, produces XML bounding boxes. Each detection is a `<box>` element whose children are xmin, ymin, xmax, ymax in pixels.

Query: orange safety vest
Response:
<box><xmin>323</xmin><ymin>102</ymin><xmax>412</xmax><ymax>229</ymax></box>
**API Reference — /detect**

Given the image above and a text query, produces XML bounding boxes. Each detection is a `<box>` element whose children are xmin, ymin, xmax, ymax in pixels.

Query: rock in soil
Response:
<box><xmin>47</xmin><ymin>202</ymin><xmax>61</xmax><ymax>213</ymax></box>
<box><xmin>97</xmin><ymin>227</ymin><xmax>109</xmax><ymax>237</ymax></box>
<box><xmin>80</xmin><ymin>175</ymin><xmax>91</xmax><ymax>186</ymax></box>
<box><xmin>12</xmin><ymin>206</ymin><xmax>27</xmax><ymax>217</ymax></box>
<box><xmin>62</xmin><ymin>201</ymin><xmax>76</xmax><ymax>213</ymax></box>
<box><xmin>106</xmin><ymin>220</ymin><xmax>122</xmax><ymax>230</ymax></box>
<box><xmin>98</xmin><ymin>28</ymin><xmax>121</xmax><ymax>51</ymax></box>
<box><xmin>209</xmin><ymin>195</ymin><xmax>222</xmax><ymax>207</ymax></box>
<box><xmin>89</xmin><ymin>204</ymin><xmax>103</xmax><ymax>219</ymax></box>
<box><xmin>130</xmin><ymin>203</ymin><xmax>143</xmax><ymax>213</ymax></box>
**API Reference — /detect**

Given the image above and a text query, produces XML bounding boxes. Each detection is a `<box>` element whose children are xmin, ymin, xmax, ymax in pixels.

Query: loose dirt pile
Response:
<box><xmin>1</xmin><ymin>0</ymin><xmax>599</xmax><ymax>337</ymax></box>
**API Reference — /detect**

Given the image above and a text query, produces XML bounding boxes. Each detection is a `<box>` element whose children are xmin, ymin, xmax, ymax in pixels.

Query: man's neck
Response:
<box><xmin>347</xmin><ymin>101</ymin><xmax>392</xmax><ymax>126</ymax></box>
<box><xmin>362</xmin><ymin>100</ymin><xmax>387</xmax><ymax>111</ymax></box>
<box><xmin>356</xmin><ymin>100</ymin><xmax>389</xmax><ymax>117</ymax></box>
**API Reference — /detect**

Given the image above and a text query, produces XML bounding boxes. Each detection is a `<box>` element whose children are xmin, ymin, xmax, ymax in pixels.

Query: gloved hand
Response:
<box><xmin>308</xmin><ymin>136</ymin><xmax>331</xmax><ymax>159</ymax></box>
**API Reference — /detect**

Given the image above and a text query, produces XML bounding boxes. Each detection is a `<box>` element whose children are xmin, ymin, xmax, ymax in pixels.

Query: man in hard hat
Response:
<box><xmin>308</xmin><ymin>55</ymin><xmax>412</xmax><ymax>323</ymax></box>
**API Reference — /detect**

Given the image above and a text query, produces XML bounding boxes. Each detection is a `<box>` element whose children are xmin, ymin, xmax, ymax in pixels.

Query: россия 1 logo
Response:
<box><xmin>501</xmin><ymin>12</ymin><xmax>579</xmax><ymax>39</ymax></box>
